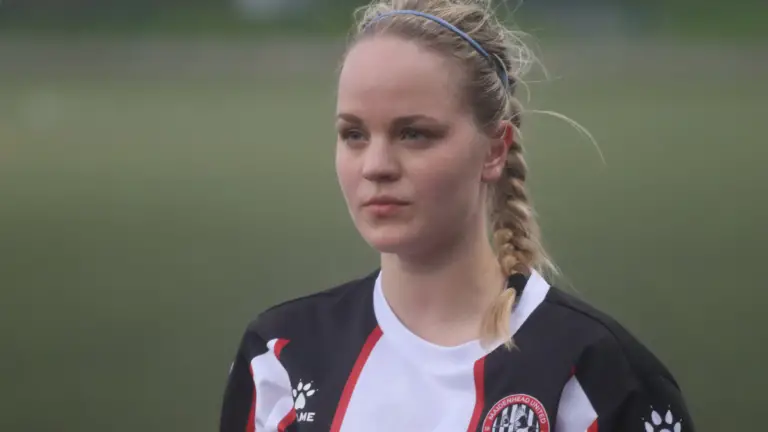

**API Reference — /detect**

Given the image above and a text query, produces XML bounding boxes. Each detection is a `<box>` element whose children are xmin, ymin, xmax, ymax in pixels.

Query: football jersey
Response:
<box><xmin>219</xmin><ymin>269</ymin><xmax>695</xmax><ymax>432</ymax></box>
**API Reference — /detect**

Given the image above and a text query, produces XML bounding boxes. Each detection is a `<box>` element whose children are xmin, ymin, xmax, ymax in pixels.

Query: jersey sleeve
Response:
<box><xmin>556</xmin><ymin>334</ymin><xmax>695</xmax><ymax>432</ymax></box>
<box><xmin>613</xmin><ymin>372</ymin><xmax>695</xmax><ymax>432</ymax></box>
<box><xmin>219</xmin><ymin>329</ymin><xmax>258</xmax><ymax>432</ymax></box>
<box><xmin>219</xmin><ymin>321</ymin><xmax>296</xmax><ymax>432</ymax></box>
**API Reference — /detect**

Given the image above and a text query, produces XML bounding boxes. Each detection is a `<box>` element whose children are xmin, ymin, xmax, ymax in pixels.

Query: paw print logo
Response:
<box><xmin>644</xmin><ymin>407</ymin><xmax>682</xmax><ymax>432</ymax></box>
<box><xmin>292</xmin><ymin>381</ymin><xmax>317</xmax><ymax>411</ymax></box>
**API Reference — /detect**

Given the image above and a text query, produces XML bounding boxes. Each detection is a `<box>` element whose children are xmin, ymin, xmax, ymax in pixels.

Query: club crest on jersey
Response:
<box><xmin>482</xmin><ymin>394</ymin><xmax>550</xmax><ymax>432</ymax></box>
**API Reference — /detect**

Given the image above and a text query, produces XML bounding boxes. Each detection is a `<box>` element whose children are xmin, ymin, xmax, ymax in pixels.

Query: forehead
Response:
<box><xmin>337</xmin><ymin>36</ymin><xmax>465</xmax><ymax>119</ymax></box>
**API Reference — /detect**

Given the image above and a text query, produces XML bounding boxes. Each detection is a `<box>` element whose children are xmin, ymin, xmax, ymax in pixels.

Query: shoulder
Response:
<box><xmin>542</xmin><ymin>286</ymin><xmax>678</xmax><ymax>387</ymax></box>
<box><xmin>541</xmin><ymin>287</ymin><xmax>694</xmax><ymax>429</ymax></box>
<box><xmin>243</xmin><ymin>269</ymin><xmax>379</xmax><ymax>342</ymax></box>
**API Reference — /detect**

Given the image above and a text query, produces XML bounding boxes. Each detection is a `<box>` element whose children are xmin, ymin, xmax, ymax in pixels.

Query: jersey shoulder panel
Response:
<box><xmin>223</xmin><ymin>271</ymin><xmax>381</xmax><ymax>432</ymax></box>
<box><xmin>245</xmin><ymin>269</ymin><xmax>379</xmax><ymax>342</ymax></box>
<box><xmin>544</xmin><ymin>286</ymin><xmax>678</xmax><ymax>386</ymax></box>
<box><xmin>544</xmin><ymin>288</ymin><xmax>695</xmax><ymax>430</ymax></box>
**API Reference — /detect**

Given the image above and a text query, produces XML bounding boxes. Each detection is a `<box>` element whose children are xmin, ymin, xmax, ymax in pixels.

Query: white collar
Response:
<box><xmin>372</xmin><ymin>269</ymin><xmax>551</xmax><ymax>374</ymax></box>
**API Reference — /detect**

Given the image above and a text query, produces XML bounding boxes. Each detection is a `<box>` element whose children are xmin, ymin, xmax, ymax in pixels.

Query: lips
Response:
<box><xmin>362</xmin><ymin>196</ymin><xmax>410</xmax><ymax>217</ymax></box>
<box><xmin>362</xmin><ymin>196</ymin><xmax>410</xmax><ymax>207</ymax></box>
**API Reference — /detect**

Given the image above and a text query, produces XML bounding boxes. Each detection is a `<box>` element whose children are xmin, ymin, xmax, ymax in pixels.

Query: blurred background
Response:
<box><xmin>1</xmin><ymin>0</ymin><xmax>766</xmax><ymax>431</ymax></box>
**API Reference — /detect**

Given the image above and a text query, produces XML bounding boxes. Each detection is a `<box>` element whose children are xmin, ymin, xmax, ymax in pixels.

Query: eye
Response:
<box><xmin>339</xmin><ymin>128</ymin><xmax>367</xmax><ymax>146</ymax></box>
<box><xmin>399</xmin><ymin>127</ymin><xmax>426</xmax><ymax>141</ymax></box>
<box><xmin>342</xmin><ymin>129</ymin><xmax>364</xmax><ymax>140</ymax></box>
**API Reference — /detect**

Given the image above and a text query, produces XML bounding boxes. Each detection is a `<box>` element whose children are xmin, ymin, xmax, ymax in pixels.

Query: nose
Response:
<box><xmin>361</xmin><ymin>137</ymin><xmax>401</xmax><ymax>183</ymax></box>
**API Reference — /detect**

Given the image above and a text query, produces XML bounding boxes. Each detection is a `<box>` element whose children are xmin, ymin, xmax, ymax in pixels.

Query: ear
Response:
<box><xmin>481</xmin><ymin>121</ymin><xmax>513</xmax><ymax>183</ymax></box>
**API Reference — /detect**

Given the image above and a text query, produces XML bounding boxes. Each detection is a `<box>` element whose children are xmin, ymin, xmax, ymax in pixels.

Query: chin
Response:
<box><xmin>359</xmin><ymin>225</ymin><xmax>419</xmax><ymax>255</ymax></box>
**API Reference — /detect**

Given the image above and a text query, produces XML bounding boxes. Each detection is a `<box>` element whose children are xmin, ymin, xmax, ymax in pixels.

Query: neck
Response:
<box><xmin>379</xmin><ymin>224</ymin><xmax>506</xmax><ymax>347</ymax></box>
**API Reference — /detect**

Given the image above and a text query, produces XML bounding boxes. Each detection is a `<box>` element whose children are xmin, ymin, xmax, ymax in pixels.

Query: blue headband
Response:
<box><xmin>365</xmin><ymin>10</ymin><xmax>510</xmax><ymax>88</ymax></box>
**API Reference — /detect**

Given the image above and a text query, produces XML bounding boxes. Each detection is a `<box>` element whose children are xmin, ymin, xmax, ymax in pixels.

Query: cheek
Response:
<box><xmin>412</xmin><ymin>149</ymin><xmax>482</xmax><ymax>215</ymax></box>
<box><xmin>334</xmin><ymin>147</ymin><xmax>357</xmax><ymax>201</ymax></box>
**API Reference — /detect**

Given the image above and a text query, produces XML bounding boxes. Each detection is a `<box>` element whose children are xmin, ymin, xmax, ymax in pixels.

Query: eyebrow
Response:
<box><xmin>336</xmin><ymin>113</ymin><xmax>443</xmax><ymax>127</ymax></box>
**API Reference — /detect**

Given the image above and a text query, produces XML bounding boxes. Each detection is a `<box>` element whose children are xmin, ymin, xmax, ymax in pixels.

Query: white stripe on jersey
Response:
<box><xmin>555</xmin><ymin>375</ymin><xmax>598</xmax><ymax>432</ymax></box>
<box><xmin>250</xmin><ymin>339</ymin><xmax>294</xmax><ymax>430</ymax></box>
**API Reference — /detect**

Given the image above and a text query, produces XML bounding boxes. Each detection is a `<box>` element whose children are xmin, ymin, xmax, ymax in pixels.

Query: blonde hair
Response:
<box><xmin>346</xmin><ymin>0</ymin><xmax>588</xmax><ymax>349</ymax></box>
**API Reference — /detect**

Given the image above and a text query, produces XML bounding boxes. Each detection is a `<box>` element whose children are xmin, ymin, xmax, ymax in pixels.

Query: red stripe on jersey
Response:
<box><xmin>329</xmin><ymin>326</ymin><xmax>383</xmax><ymax>432</ymax></box>
<box><xmin>277</xmin><ymin>408</ymin><xmax>297</xmax><ymax>432</ymax></box>
<box><xmin>587</xmin><ymin>419</ymin><xmax>598</xmax><ymax>432</ymax></box>
<box><xmin>466</xmin><ymin>357</ymin><xmax>486</xmax><ymax>432</ymax></box>
<box><xmin>274</xmin><ymin>339</ymin><xmax>290</xmax><ymax>359</ymax></box>
<box><xmin>246</xmin><ymin>364</ymin><xmax>256</xmax><ymax>432</ymax></box>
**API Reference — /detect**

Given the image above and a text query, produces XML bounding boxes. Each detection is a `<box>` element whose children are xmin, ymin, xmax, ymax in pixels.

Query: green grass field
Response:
<box><xmin>1</xmin><ymin>37</ymin><xmax>766</xmax><ymax>431</ymax></box>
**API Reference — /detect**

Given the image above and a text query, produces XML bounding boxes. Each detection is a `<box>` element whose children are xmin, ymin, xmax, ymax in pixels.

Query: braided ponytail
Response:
<box><xmin>480</xmin><ymin>84</ymin><xmax>557</xmax><ymax>350</ymax></box>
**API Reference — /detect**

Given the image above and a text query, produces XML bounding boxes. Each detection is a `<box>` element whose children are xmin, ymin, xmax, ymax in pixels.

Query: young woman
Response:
<box><xmin>220</xmin><ymin>1</ymin><xmax>695</xmax><ymax>431</ymax></box>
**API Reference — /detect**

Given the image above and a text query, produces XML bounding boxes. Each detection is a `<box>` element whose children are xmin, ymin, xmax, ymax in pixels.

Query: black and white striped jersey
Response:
<box><xmin>219</xmin><ymin>270</ymin><xmax>695</xmax><ymax>432</ymax></box>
